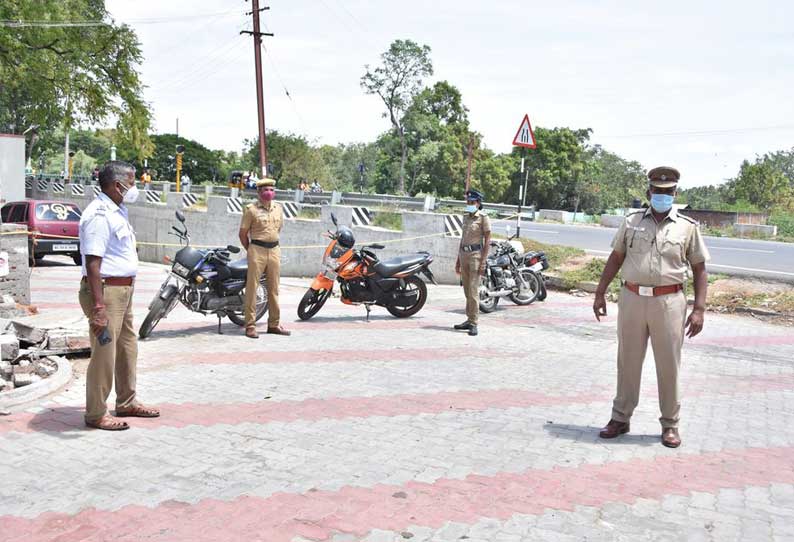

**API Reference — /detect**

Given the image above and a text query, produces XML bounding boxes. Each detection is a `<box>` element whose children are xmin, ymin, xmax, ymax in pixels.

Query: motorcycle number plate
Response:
<box><xmin>529</xmin><ymin>262</ymin><xmax>543</xmax><ymax>272</ymax></box>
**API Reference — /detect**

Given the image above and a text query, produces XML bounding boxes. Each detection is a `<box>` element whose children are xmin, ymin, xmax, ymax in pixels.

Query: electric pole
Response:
<box><xmin>242</xmin><ymin>1</ymin><xmax>273</xmax><ymax>179</ymax></box>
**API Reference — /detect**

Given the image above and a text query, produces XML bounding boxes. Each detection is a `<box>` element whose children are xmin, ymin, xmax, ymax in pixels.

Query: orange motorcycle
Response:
<box><xmin>297</xmin><ymin>213</ymin><xmax>436</xmax><ymax>320</ymax></box>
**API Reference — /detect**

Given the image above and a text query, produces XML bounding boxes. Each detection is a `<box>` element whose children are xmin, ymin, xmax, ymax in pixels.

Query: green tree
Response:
<box><xmin>148</xmin><ymin>134</ymin><xmax>220</xmax><ymax>184</ymax></box>
<box><xmin>0</xmin><ymin>0</ymin><xmax>152</xmax><ymax>160</ymax></box>
<box><xmin>730</xmin><ymin>159</ymin><xmax>793</xmax><ymax>210</ymax></box>
<box><xmin>584</xmin><ymin>146</ymin><xmax>647</xmax><ymax>213</ymax></box>
<box><xmin>361</xmin><ymin>39</ymin><xmax>433</xmax><ymax>194</ymax></box>
<box><xmin>243</xmin><ymin>131</ymin><xmax>330</xmax><ymax>188</ymax></box>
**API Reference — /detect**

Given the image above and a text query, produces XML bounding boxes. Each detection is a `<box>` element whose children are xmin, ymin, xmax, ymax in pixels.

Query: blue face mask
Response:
<box><xmin>650</xmin><ymin>193</ymin><xmax>674</xmax><ymax>213</ymax></box>
<box><xmin>465</xmin><ymin>204</ymin><xmax>478</xmax><ymax>213</ymax></box>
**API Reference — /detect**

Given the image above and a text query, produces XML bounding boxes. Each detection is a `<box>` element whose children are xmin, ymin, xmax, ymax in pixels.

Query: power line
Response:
<box><xmin>599</xmin><ymin>124</ymin><xmax>794</xmax><ymax>139</ymax></box>
<box><xmin>261</xmin><ymin>43</ymin><xmax>309</xmax><ymax>134</ymax></box>
<box><xmin>0</xmin><ymin>11</ymin><xmax>241</xmax><ymax>28</ymax></box>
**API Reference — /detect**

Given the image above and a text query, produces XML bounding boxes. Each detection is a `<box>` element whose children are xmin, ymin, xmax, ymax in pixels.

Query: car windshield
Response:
<box><xmin>35</xmin><ymin>203</ymin><xmax>81</xmax><ymax>222</ymax></box>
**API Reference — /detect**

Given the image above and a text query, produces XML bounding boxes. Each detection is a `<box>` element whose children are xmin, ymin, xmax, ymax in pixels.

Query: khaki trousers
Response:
<box><xmin>611</xmin><ymin>286</ymin><xmax>687</xmax><ymax>429</ymax></box>
<box><xmin>245</xmin><ymin>244</ymin><xmax>280</xmax><ymax>328</ymax></box>
<box><xmin>78</xmin><ymin>281</ymin><xmax>138</xmax><ymax>423</ymax></box>
<box><xmin>459</xmin><ymin>253</ymin><xmax>481</xmax><ymax>324</ymax></box>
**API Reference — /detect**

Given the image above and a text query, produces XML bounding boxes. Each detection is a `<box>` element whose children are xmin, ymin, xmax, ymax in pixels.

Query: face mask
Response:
<box><xmin>650</xmin><ymin>193</ymin><xmax>674</xmax><ymax>213</ymax></box>
<box><xmin>259</xmin><ymin>189</ymin><xmax>275</xmax><ymax>201</ymax></box>
<box><xmin>119</xmin><ymin>183</ymin><xmax>139</xmax><ymax>204</ymax></box>
<box><xmin>465</xmin><ymin>204</ymin><xmax>478</xmax><ymax>213</ymax></box>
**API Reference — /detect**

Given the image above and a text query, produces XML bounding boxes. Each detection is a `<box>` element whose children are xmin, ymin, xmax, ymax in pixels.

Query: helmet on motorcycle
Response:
<box><xmin>336</xmin><ymin>226</ymin><xmax>355</xmax><ymax>248</ymax></box>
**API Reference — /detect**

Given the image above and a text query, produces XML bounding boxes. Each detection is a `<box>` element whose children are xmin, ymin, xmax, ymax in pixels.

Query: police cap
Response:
<box><xmin>256</xmin><ymin>177</ymin><xmax>276</xmax><ymax>188</ymax></box>
<box><xmin>647</xmin><ymin>166</ymin><xmax>680</xmax><ymax>188</ymax></box>
<box><xmin>465</xmin><ymin>189</ymin><xmax>484</xmax><ymax>202</ymax></box>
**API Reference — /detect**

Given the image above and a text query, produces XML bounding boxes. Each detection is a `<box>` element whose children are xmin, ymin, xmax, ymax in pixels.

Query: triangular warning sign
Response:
<box><xmin>512</xmin><ymin>114</ymin><xmax>537</xmax><ymax>149</ymax></box>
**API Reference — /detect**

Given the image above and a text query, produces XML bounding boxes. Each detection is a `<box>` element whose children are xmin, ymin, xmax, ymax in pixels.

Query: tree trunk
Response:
<box><xmin>398</xmin><ymin>128</ymin><xmax>407</xmax><ymax>195</ymax></box>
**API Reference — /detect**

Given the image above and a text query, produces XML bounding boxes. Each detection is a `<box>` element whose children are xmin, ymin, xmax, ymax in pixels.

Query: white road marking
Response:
<box><xmin>708</xmin><ymin>264</ymin><xmax>794</xmax><ymax>277</ymax></box>
<box><xmin>709</xmin><ymin>247</ymin><xmax>775</xmax><ymax>254</ymax></box>
<box><xmin>586</xmin><ymin>249</ymin><xmax>611</xmax><ymax>255</ymax></box>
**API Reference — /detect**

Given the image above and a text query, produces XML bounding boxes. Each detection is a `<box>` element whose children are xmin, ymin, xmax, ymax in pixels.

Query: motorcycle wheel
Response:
<box><xmin>509</xmin><ymin>270</ymin><xmax>541</xmax><ymax>305</ymax></box>
<box><xmin>227</xmin><ymin>279</ymin><xmax>268</xmax><ymax>326</ymax></box>
<box><xmin>386</xmin><ymin>276</ymin><xmax>427</xmax><ymax>318</ymax></box>
<box><xmin>478</xmin><ymin>275</ymin><xmax>500</xmax><ymax>313</ymax></box>
<box><xmin>139</xmin><ymin>287</ymin><xmax>179</xmax><ymax>339</ymax></box>
<box><xmin>297</xmin><ymin>287</ymin><xmax>331</xmax><ymax>320</ymax></box>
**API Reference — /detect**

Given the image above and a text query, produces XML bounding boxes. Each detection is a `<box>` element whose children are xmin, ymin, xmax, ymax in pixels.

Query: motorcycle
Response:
<box><xmin>297</xmin><ymin>213</ymin><xmax>437</xmax><ymax>320</ymax></box>
<box><xmin>138</xmin><ymin>210</ymin><xmax>268</xmax><ymax>338</ymax></box>
<box><xmin>478</xmin><ymin>236</ymin><xmax>549</xmax><ymax>313</ymax></box>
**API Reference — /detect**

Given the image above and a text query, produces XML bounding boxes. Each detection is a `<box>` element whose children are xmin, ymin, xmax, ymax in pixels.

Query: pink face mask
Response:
<box><xmin>259</xmin><ymin>189</ymin><xmax>275</xmax><ymax>201</ymax></box>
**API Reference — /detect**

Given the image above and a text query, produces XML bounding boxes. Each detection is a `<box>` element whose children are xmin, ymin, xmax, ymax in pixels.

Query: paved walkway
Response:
<box><xmin>1</xmin><ymin>257</ymin><xmax>794</xmax><ymax>541</ymax></box>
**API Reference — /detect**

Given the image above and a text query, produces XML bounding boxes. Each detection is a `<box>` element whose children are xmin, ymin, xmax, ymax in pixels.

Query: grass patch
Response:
<box><xmin>298</xmin><ymin>207</ymin><xmax>320</xmax><ymax>219</ymax></box>
<box><xmin>371</xmin><ymin>211</ymin><xmax>403</xmax><ymax>230</ymax></box>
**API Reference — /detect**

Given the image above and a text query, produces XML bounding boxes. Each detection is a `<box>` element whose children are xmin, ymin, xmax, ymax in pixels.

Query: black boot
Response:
<box><xmin>468</xmin><ymin>324</ymin><xmax>478</xmax><ymax>336</ymax></box>
<box><xmin>453</xmin><ymin>320</ymin><xmax>472</xmax><ymax>330</ymax></box>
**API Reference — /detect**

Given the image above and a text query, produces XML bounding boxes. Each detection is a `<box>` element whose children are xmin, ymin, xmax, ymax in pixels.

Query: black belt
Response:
<box><xmin>251</xmin><ymin>239</ymin><xmax>279</xmax><ymax>249</ymax></box>
<box><xmin>460</xmin><ymin>243</ymin><xmax>482</xmax><ymax>253</ymax></box>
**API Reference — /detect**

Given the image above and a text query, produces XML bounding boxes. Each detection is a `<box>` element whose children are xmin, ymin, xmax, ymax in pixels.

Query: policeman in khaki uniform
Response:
<box><xmin>238</xmin><ymin>178</ymin><xmax>290</xmax><ymax>338</ymax></box>
<box><xmin>593</xmin><ymin>166</ymin><xmax>710</xmax><ymax>448</ymax></box>
<box><xmin>454</xmin><ymin>189</ymin><xmax>491</xmax><ymax>336</ymax></box>
<box><xmin>79</xmin><ymin>161</ymin><xmax>160</xmax><ymax>430</ymax></box>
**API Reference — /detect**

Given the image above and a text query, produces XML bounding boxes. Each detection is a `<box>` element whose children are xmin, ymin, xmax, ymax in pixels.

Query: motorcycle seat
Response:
<box><xmin>373</xmin><ymin>254</ymin><xmax>427</xmax><ymax>277</ymax></box>
<box><xmin>227</xmin><ymin>258</ymin><xmax>249</xmax><ymax>279</ymax></box>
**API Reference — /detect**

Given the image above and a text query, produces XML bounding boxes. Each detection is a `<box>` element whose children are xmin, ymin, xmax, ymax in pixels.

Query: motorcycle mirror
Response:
<box><xmin>331</xmin><ymin>213</ymin><xmax>338</xmax><ymax>226</ymax></box>
<box><xmin>227</xmin><ymin>245</ymin><xmax>240</xmax><ymax>253</ymax></box>
<box><xmin>369</xmin><ymin>243</ymin><xmax>385</xmax><ymax>249</ymax></box>
<box><xmin>175</xmin><ymin>210</ymin><xmax>186</xmax><ymax>223</ymax></box>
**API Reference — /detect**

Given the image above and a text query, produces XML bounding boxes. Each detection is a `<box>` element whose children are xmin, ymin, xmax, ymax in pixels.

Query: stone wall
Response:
<box><xmin>0</xmin><ymin>224</ymin><xmax>30</xmax><ymax>304</ymax></box>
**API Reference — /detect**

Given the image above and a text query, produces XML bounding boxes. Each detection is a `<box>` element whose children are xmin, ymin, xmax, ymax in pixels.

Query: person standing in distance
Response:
<box><xmin>454</xmin><ymin>189</ymin><xmax>491</xmax><ymax>336</ymax></box>
<box><xmin>593</xmin><ymin>166</ymin><xmax>710</xmax><ymax>448</ymax></box>
<box><xmin>238</xmin><ymin>178</ymin><xmax>291</xmax><ymax>338</ymax></box>
<box><xmin>78</xmin><ymin>161</ymin><xmax>160</xmax><ymax>430</ymax></box>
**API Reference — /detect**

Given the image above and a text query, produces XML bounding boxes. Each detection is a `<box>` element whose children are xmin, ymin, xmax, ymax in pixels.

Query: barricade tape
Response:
<box><xmin>0</xmin><ymin>230</ymin><xmax>449</xmax><ymax>250</ymax></box>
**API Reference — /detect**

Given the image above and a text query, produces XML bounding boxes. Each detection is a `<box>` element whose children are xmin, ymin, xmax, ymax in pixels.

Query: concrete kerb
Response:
<box><xmin>0</xmin><ymin>356</ymin><xmax>72</xmax><ymax>411</ymax></box>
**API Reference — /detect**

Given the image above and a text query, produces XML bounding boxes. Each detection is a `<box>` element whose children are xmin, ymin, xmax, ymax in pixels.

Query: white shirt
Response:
<box><xmin>79</xmin><ymin>193</ymin><xmax>138</xmax><ymax>278</ymax></box>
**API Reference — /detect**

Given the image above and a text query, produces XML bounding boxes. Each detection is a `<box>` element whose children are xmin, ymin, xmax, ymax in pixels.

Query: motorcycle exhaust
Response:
<box><xmin>483</xmin><ymin>290</ymin><xmax>511</xmax><ymax>298</ymax></box>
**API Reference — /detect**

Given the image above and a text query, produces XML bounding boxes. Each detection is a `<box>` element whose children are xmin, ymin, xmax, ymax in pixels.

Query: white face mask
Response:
<box><xmin>465</xmin><ymin>204</ymin><xmax>478</xmax><ymax>214</ymax></box>
<box><xmin>119</xmin><ymin>183</ymin><xmax>139</xmax><ymax>204</ymax></box>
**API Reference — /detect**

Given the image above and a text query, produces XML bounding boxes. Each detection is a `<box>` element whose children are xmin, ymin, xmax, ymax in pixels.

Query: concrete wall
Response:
<box><xmin>0</xmin><ymin>134</ymin><xmax>26</xmax><ymax>205</ymax></box>
<box><xmin>539</xmin><ymin>209</ymin><xmax>595</xmax><ymax>224</ymax></box>
<box><xmin>680</xmin><ymin>209</ymin><xmax>770</xmax><ymax>228</ymax></box>
<box><xmin>733</xmin><ymin>223</ymin><xmax>777</xmax><ymax>238</ymax></box>
<box><xmin>30</xmin><ymin>186</ymin><xmax>463</xmax><ymax>285</ymax></box>
<box><xmin>600</xmin><ymin>214</ymin><xmax>625</xmax><ymax>228</ymax></box>
<box><xmin>0</xmin><ymin>224</ymin><xmax>30</xmax><ymax>304</ymax></box>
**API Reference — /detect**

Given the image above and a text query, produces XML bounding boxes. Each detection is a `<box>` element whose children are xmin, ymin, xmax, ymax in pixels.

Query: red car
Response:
<box><xmin>1</xmin><ymin>200</ymin><xmax>82</xmax><ymax>266</ymax></box>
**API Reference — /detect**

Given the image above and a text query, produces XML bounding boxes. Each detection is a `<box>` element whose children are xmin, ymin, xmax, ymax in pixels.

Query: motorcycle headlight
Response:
<box><xmin>330</xmin><ymin>244</ymin><xmax>347</xmax><ymax>258</ymax></box>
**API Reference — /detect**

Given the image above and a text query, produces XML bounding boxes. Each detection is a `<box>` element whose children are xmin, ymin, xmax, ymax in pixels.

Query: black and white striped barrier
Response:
<box><xmin>37</xmin><ymin>180</ymin><xmax>49</xmax><ymax>191</ymax></box>
<box><xmin>352</xmin><ymin>207</ymin><xmax>372</xmax><ymax>227</ymax></box>
<box><xmin>92</xmin><ymin>185</ymin><xmax>101</xmax><ymax>197</ymax></box>
<box><xmin>145</xmin><ymin>190</ymin><xmax>162</xmax><ymax>204</ymax></box>
<box><xmin>227</xmin><ymin>197</ymin><xmax>244</xmax><ymax>214</ymax></box>
<box><xmin>182</xmin><ymin>193</ymin><xmax>198</xmax><ymax>207</ymax></box>
<box><xmin>25</xmin><ymin>179</ymin><xmax>32</xmax><ymax>190</ymax></box>
<box><xmin>70</xmin><ymin>184</ymin><xmax>85</xmax><ymax>196</ymax></box>
<box><xmin>444</xmin><ymin>214</ymin><xmax>463</xmax><ymax>237</ymax></box>
<box><xmin>282</xmin><ymin>201</ymin><xmax>299</xmax><ymax>219</ymax></box>
<box><xmin>51</xmin><ymin>182</ymin><xmax>65</xmax><ymax>193</ymax></box>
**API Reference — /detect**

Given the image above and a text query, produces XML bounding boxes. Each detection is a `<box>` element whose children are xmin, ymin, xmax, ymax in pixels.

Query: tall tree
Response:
<box><xmin>361</xmin><ymin>39</ymin><xmax>433</xmax><ymax>194</ymax></box>
<box><xmin>0</xmin><ymin>0</ymin><xmax>152</xmax><ymax>161</ymax></box>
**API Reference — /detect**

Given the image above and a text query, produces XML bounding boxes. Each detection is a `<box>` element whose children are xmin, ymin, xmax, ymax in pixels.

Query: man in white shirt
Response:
<box><xmin>78</xmin><ymin>161</ymin><xmax>160</xmax><ymax>430</ymax></box>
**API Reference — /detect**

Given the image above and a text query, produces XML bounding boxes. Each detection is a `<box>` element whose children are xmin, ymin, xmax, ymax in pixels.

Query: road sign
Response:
<box><xmin>512</xmin><ymin>114</ymin><xmax>537</xmax><ymax>149</ymax></box>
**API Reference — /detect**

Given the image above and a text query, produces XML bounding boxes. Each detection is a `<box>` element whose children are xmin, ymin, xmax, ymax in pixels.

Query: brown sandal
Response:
<box><xmin>115</xmin><ymin>404</ymin><xmax>161</xmax><ymax>418</ymax></box>
<box><xmin>86</xmin><ymin>415</ymin><xmax>130</xmax><ymax>431</ymax></box>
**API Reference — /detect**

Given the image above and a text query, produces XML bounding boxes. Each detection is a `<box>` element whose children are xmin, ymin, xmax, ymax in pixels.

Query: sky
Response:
<box><xmin>106</xmin><ymin>0</ymin><xmax>794</xmax><ymax>188</ymax></box>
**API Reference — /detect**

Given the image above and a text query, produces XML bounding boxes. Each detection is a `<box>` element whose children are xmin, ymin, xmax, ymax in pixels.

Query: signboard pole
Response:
<box><xmin>516</xmin><ymin>147</ymin><xmax>526</xmax><ymax>237</ymax></box>
<box><xmin>511</xmin><ymin>113</ymin><xmax>536</xmax><ymax>239</ymax></box>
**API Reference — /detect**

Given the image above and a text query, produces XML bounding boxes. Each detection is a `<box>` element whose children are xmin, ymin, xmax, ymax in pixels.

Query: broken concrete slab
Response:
<box><xmin>47</xmin><ymin>330</ymin><xmax>90</xmax><ymax>351</ymax></box>
<box><xmin>0</xmin><ymin>334</ymin><xmax>19</xmax><ymax>361</ymax></box>
<box><xmin>11</xmin><ymin>321</ymin><xmax>46</xmax><ymax>345</ymax></box>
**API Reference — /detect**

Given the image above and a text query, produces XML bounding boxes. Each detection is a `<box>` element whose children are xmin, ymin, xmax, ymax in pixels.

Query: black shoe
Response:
<box><xmin>468</xmin><ymin>325</ymin><xmax>478</xmax><ymax>336</ymax></box>
<box><xmin>453</xmin><ymin>321</ymin><xmax>472</xmax><ymax>330</ymax></box>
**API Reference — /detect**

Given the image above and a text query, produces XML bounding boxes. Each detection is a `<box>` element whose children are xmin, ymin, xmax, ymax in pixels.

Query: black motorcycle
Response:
<box><xmin>138</xmin><ymin>210</ymin><xmax>268</xmax><ymax>338</ymax></box>
<box><xmin>478</xmin><ymin>237</ymin><xmax>548</xmax><ymax>313</ymax></box>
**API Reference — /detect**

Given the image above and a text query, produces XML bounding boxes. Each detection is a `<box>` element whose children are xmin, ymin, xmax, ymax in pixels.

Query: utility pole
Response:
<box><xmin>242</xmin><ymin>1</ymin><xmax>274</xmax><ymax>179</ymax></box>
<box><xmin>464</xmin><ymin>136</ymin><xmax>474</xmax><ymax>194</ymax></box>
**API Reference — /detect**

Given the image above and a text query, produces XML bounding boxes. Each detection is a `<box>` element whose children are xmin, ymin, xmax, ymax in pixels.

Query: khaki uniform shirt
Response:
<box><xmin>240</xmin><ymin>201</ymin><xmax>284</xmax><ymax>243</ymax></box>
<box><xmin>460</xmin><ymin>211</ymin><xmax>491</xmax><ymax>251</ymax></box>
<box><xmin>611</xmin><ymin>207</ymin><xmax>710</xmax><ymax>286</ymax></box>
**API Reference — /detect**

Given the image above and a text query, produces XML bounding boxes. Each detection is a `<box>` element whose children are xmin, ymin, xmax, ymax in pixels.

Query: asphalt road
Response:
<box><xmin>492</xmin><ymin>218</ymin><xmax>794</xmax><ymax>283</ymax></box>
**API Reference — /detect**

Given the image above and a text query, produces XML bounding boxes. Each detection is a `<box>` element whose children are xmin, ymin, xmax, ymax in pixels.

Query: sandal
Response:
<box><xmin>86</xmin><ymin>415</ymin><xmax>130</xmax><ymax>431</ymax></box>
<box><xmin>115</xmin><ymin>404</ymin><xmax>161</xmax><ymax>418</ymax></box>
